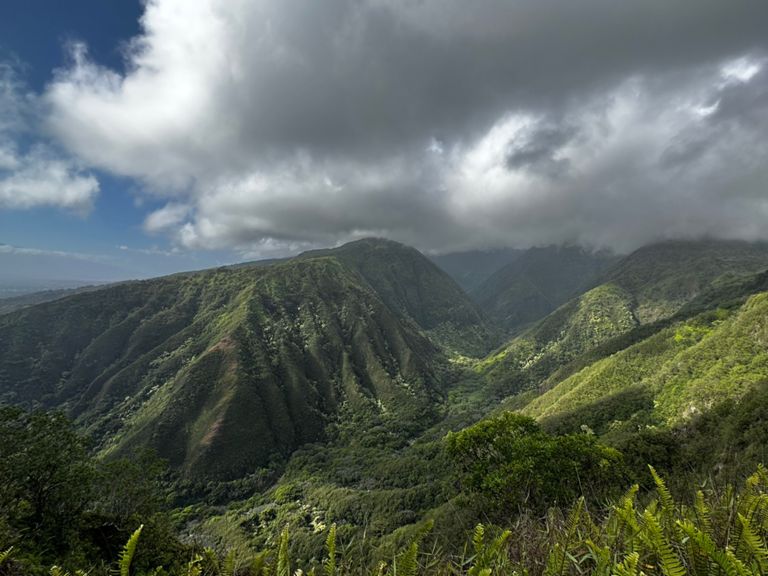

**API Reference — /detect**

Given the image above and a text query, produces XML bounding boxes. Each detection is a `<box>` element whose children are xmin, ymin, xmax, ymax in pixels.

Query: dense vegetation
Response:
<box><xmin>4</xmin><ymin>237</ymin><xmax>768</xmax><ymax>574</ymax></box>
<box><xmin>0</xmin><ymin>240</ymin><xmax>490</xmax><ymax>481</ymax></box>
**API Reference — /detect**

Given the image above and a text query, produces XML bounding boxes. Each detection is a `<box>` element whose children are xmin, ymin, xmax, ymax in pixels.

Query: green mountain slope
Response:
<box><xmin>472</xmin><ymin>245</ymin><xmax>618</xmax><ymax>334</ymax></box>
<box><xmin>479</xmin><ymin>282</ymin><xmax>637</xmax><ymax>397</ymax></box>
<box><xmin>300</xmin><ymin>239</ymin><xmax>495</xmax><ymax>356</ymax></box>
<box><xmin>524</xmin><ymin>290</ymin><xmax>768</xmax><ymax>436</ymax></box>
<box><xmin>478</xmin><ymin>240</ymin><xmax>768</xmax><ymax>399</ymax></box>
<box><xmin>603</xmin><ymin>239</ymin><xmax>768</xmax><ymax>323</ymax></box>
<box><xmin>0</xmin><ymin>239</ymin><xmax>489</xmax><ymax>480</ymax></box>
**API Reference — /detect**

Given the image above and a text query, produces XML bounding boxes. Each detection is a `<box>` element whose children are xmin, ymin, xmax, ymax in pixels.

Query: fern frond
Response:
<box><xmin>250</xmin><ymin>550</ymin><xmax>269</xmax><ymax>576</ymax></box>
<box><xmin>585</xmin><ymin>539</ymin><xmax>611</xmax><ymax>575</ymax></box>
<box><xmin>736</xmin><ymin>513</ymin><xmax>768</xmax><ymax>573</ymax></box>
<box><xmin>545</xmin><ymin>498</ymin><xmax>585</xmax><ymax>576</ymax></box>
<box><xmin>324</xmin><ymin>523</ymin><xmax>337</xmax><ymax>576</ymax></box>
<box><xmin>222</xmin><ymin>548</ymin><xmax>238</xmax><ymax>576</ymax></box>
<box><xmin>611</xmin><ymin>552</ymin><xmax>640</xmax><ymax>576</ymax></box>
<box><xmin>394</xmin><ymin>542</ymin><xmax>419</xmax><ymax>576</ymax></box>
<box><xmin>694</xmin><ymin>490</ymin><xmax>713</xmax><ymax>537</ymax></box>
<box><xmin>119</xmin><ymin>524</ymin><xmax>143</xmax><ymax>576</ymax></box>
<box><xmin>640</xmin><ymin>510</ymin><xmax>685</xmax><ymax>576</ymax></box>
<box><xmin>472</xmin><ymin>524</ymin><xmax>485</xmax><ymax>557</ymax></box>
<box><xmin>185</xmin><ymin>553</ymin><xmax>203</xmax><ymax>576</ymax></box>
<box><xmin>0</xmin><ymin>547</ymin><xmax>12</xmax><ymax>566</ymax></box>
<box><xmin>278</xmin><ymin>528</ymin><xmax>291</xmax><ymax>576</ymax></box>
<box><xmin>678</xmin><ymin>519</ymin><xmax>752</xmax><ymax>576</ymax></box>
<box><xmin>543</xmin><ymin>543</ymin><xmax>566</xmax><ymax>576</ymax></box>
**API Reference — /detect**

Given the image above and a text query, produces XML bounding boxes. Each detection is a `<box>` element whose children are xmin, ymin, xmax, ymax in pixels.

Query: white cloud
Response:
<box><xmin>0</xmin><ymin>64</ymin><xmax>99</xmax><ymax>213</ymax></box>
<box><xmin>0</xmin><ymin>243</ymin><xmax>106</xmax><ymax>262</ymax></box>
<box><xmin>0</xmin><ymin>148</ymin><xmax>99</xmax><ymax>212</ymax></box>
<box><xmin>40</xmin><ymin>0</ymin><xmax>768</xmax><ymax>256</ymax></box>
<box><xmin>144</xmin><ymin>203</ymin><xmax>190</xmax><ymax>232</ymax></box>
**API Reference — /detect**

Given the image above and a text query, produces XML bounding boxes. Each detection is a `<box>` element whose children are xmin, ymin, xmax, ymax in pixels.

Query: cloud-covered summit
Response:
<box><xmin>36</xmin><ymin>0</ymin><xmax>768</xmax><ymax>255</ymax></box>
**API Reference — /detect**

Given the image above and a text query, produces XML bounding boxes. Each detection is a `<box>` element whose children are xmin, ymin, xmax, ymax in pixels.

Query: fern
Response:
<box><xmin>185</xmin><ymin>554</ymin><xmax>203</xmax><ymax>576</ymax></box>
<box><xmin>119</xmin><ymin>524</ymin><xmax>143</xmax><ymax>576</ymax></box>
<box><xmin>468</xmin><ymin>524</ymin><xmax>511</xmax><ymax>576</ymax></box>
<box><xmin>394</xmin><ymin>542</ymin><xmax>419</xmax><ymax>576</ymax></box>
<box><xmin>278</xmin><ymin>527</ymin><xmax>291</xmax><ymax>576</ymax></box>
<box><xmin>584</xmin><ymin>539</ymin><xmax>611</xmax><ymax>575</ymax></box>
<box><xmin>694</xmin><ymin>490</ymin><xmax>713</xmax><ymax>538</ymax></box>
<box><xmin>545</xmin><ymin>497</ymin><xmax>584</xmax><ymax>576</ymax></box>
<box><xmin>612</xmin><ymin>552</ymin><xmax>640</xmax><ymax>576</ymax></box>
<box><xmin>639</xmin><ymin>509</ymin><xmax>685</xmax><ymax>576</ymax></box>
<box><xmin>678</xmin><ymin>520</ymin><xmax>751</xmax><ymax>576</ymax></box>
<box><xmin>736</xmin><ymin>512</ymin><xmax>768</xmax><ymax>573</ymax></box>
<box><xmin>324</xmin><ymin>523</ymin><xmax>337</xmax><ymax>576</ymax></box>
<box><xmin>0</xmin><ymin>547</ymin><xmax>12</xmax><ymax>567</ymax></box>
<box><xmin>250</xmin><ymin>551</ymin><xmax>269</xmax><ymax>576</ymax></box>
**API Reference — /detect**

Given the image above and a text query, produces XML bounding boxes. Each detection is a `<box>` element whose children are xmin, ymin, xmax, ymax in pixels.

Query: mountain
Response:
<box><xmin>471</xmin><ymin>245</ymin><xmax>619</xmax><ymax>334</ymax></box>
<box><xmin>429</xmin><ymin>248</ymin><xmax>521</xmax><ymax>292</ymax></box>
<box><xmin>0</xmin><ymin>239</ymin><xmax>490</xmax><ymax>480</ymax></box>
<box><xmin>479</xmin><ymin>239</ymin><xmax>768</xmax><ymax>399</ymax></box>
<box><xmin>524</xmin><ymin>286</ymin><xmax>768</xmax><ymax>442</ymax></box>
<box><xmin>602</xmin><ymin>239</ymin><xmax>768</xmax><ymax>323</ymax></box>
<box><xmin>299</xmin><ymin>239</ymin><xmax>495</xmax><ymax>356</ymax></box>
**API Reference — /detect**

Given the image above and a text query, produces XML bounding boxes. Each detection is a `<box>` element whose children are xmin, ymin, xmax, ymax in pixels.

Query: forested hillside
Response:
<box><xmin>0</xmin><ymin>239</ymin><xmax>490</xmax><ymax>481</ymax></box>
<box><xmin>4</xmin><ymin>238</ymin><xmax>768</xmax><ymax>574</ymax></box>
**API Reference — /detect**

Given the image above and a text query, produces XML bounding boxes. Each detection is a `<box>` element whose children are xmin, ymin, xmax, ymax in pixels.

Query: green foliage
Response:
<box><xmin>323</xmin><ymin>523</ymin><xmax>336</xmax><ymax>576</ymax></box>
<box><xmin>119</xmin><ymin>525</ymin><xmax>143</xmax><ymax>576</ymax></box>
<box><xmin>0</xmin><ymin>238</ymin><xmax>476</xmax><ymax>481</ymax></box>
<box><xmin>275</xmin><ymin>527</ymin><xmax>291</xmax><ymax>576</ymax></box>
<box><xmin>467</xmin><ymin>524</ymin><xmax>511</xmax><ymax>576</ymax></box>
<box><xmin>445</xmin><ymin>412</ymin><xmax>625</xmax><ymax>513</ymax></box>
<box><xmin>479</xmin><ymin>282</ymin><xmax>637</xmax><ymax>399</ymax></box>
<box><xmin>0</xmin><ymin>406</ymin><xmax>95</xmax><ymax>558</ymax></box>
<box><xmin>523</xmin><ymin>293</ymin><xmax>768</xmax><ymax>431</ymax></box>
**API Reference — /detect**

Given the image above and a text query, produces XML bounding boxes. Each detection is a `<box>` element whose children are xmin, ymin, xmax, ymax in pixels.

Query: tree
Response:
<box><xmin>0</xmin><ymin>406</ymin><xmax>95</xmax><ymax>555</ymax></box>
<box><xmin>445</xmin><ymin>412</ymin><xmax>625</xmax><ymax>515</ymax></box>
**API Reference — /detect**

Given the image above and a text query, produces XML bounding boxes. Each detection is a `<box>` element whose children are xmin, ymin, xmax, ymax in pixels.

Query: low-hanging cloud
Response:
<box><xmin>43</xmin><ymin>0</ymin><xmax>768</xmax><ymax>255</ymax></box>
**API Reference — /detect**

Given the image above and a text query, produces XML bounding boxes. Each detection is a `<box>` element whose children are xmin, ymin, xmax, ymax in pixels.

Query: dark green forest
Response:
<box><xmin>4</xmin><ymin>238</ymin><xmax>768</xmax><ymax>574</ymax></box>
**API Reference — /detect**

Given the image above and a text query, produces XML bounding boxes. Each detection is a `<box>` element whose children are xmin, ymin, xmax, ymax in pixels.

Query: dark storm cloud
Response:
<box><xmin>37</xmin><ymin>0</ymin><xmax>768</xmax><ymax>255</ymax></box>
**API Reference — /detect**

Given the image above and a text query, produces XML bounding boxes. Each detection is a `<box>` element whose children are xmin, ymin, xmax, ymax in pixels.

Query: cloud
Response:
<box><xmin>0</xmin><ymin>64</ymin><xmax>99</xmax><ymax>213</ymax></box>
<box><xmin>0</xmin><ymin>243</ymin><xmax>106</xmax><ymax>261</ymax></box>
<box><xmin>143</xmin><ymin>203</ymin><xmax>190</xmax><ymax>233</ymax></box>
<box><xmin>42</xmin><ymin>0</ymin><xmax>768</xmax><ymax>255</ymax></box>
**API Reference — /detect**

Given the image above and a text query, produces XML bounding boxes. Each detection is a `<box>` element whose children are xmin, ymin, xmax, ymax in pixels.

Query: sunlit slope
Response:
<box><xmin>524</xmin><ymin>291</ymin><xmax>768</xmax><ymax>433</ymax></box>
<box><xmin>478</xmin><ymin>240</ymin><xmax>768</xmax><ymax>398</ymax></box>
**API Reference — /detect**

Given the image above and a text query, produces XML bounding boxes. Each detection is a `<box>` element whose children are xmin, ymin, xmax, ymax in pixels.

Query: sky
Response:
<box><xmin>1</xmin><ymin>0</ymin><xmax>767</xmax><ymax>284</ymax></box>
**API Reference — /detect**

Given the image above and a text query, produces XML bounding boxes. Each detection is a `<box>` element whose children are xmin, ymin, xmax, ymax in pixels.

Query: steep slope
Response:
<box><xmin>478</xmin><ymin>283</ymin><xmax>637</xmax><ymax>397</ymax></box>
<box><xmin>524</xmin><ymin>291</ymin><xmax>768</xmax><ymax>435</ymax></box>
<box><xmin>429</xmin><ymin>248</ymin><xmax>521</xmax><ymax>292</ymax></box>
<box><xmin>0</xmin><ymin>239</ymin><xmax>485</xmax><ymax>480</ymax></box>
<box><xmin>603</xmin><ymin>239</ymin><xmax>768</xmax><ymax>323</ymax></box>
<box><xmin>478</xmin><ymin>240</ymin><xmax>768</xmax><ymax>399</ymax></box>
<box><xmin>301</xmin><ymin>239</ymin><xmax>495</xmax><ymax>356</ymax></box>
<box><xmin>472</xmin><ymin>245</ymin><xmax>618</xmax><ymax>334</ymax></box>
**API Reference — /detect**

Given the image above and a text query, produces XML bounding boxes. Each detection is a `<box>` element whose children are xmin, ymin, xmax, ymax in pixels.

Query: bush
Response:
<box><xmin>444</xmin><ymin>412</ymin><xmax>626</xmax><ymax>515</ymax></box>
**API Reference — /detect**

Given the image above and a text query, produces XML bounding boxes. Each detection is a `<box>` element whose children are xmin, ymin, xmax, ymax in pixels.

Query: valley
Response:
<box><xmin>4</xmin><ymin>237</ymin><xmax>768</xmax><ymax>574</ymax></box>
